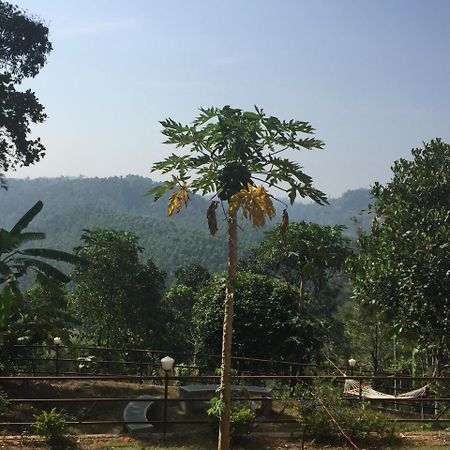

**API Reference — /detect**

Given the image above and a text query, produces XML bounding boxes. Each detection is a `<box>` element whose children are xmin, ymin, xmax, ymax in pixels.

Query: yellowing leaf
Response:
<box><xmin>167</xmin><ymin>185</ymin><xmax>189</xmax><ymax>216</ymax></box>
<box><xmin>228</xmin><ymin>184</ymin><xmax>275</xmax><ymax>228</ymax></box>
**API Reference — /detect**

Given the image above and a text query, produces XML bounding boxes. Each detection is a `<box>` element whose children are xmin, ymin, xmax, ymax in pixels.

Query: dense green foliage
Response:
<box><xmin>351</xmin><ymin>139</ymin><xmax>450</xmax><ymax>367</ymax></box>
<box><xmin>0</xmin><ymin>1</ymin><xmax>52</xmax><ymax>182</ymax></box>
<box><xmin>174</xmin><ymin>263</ymin><xmax>211</xmax><ymax>291</ymax></box>
<box><xmin>0</xmin><ymin>280</ymin><xmax>75</xmax><ymax>366</ymax></box>
<box><xmin>165</xmin><ymin>265</ymin><xmax>211</xmax><ymax>353</ymax></box>
<box><xmin>69</xmin><ymin>229</ymin><xmax>167</xmax><ymax>348</ymax></box>
<box><xmin>23</xmin><ymin>281</ymin><xmax>75</xmax><ymax>343</ymax></box>
<box><xmin>242</xmin><ymin>221</ymin><xmax>352</xmax><ymax>301</ymax></box>
<box><xmin>193</xmin><ymin>272</ymin><xmax>330</xmax><ymax>363</ymax></box>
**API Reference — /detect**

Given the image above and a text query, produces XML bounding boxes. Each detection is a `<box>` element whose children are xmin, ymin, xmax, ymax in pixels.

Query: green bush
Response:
<box><xmin>33</xmin><ymin>408</ymin><xmax>74</xmax><ymax>449</ymax></box>
<box><xmin>207</xmin><ymin>396</ymin><xmax>256</xmax><ymax>441</ymax></box>
<box><xmin>295</xmin><ymin>381</ymin><xmax>393</xmax><ymax>444</ymax></box>
<box><xmin>230</xmin><ymin>404</ymin><xmax>255</xmax><ymax>437</ymax></box>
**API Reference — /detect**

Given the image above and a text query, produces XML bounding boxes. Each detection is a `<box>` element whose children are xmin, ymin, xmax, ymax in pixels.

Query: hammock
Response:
<box><xmin>344</xmin><ymin>378</ymin><xmax>428</xmax><ymax>400</ymax></box>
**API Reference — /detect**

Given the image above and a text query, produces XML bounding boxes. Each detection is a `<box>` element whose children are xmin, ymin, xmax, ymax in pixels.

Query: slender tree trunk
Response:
<box><xmin>218</xmin><ymin>212</ymin><xmax>237</xmax><ymax>450</ymax></box>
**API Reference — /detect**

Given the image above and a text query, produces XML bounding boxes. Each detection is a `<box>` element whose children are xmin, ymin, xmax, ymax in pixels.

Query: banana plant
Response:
<box><xmin>0</xmin><ymin>200</ymin><xmax>82</xmax><ymax>296</ymax></box>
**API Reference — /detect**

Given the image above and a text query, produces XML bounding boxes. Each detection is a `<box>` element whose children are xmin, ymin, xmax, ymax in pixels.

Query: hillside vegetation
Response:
<box><xmin>0</xmin><ymin>176</ymin><xmax>371</xmax><ymax>275</ymax></box>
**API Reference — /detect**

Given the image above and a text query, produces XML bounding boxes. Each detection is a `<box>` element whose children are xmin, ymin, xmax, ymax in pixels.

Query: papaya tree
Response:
<box><xmin>149</xmin><ymin>105</ymin><xmax>326</xmax><ymax>450</ymax></box>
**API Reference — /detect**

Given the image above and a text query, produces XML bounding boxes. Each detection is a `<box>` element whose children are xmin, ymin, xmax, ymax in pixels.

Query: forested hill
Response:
<box><xmin>0</xmin><ymin>176</ymin><xmax>372</xmax><ymax>274</ymax></box>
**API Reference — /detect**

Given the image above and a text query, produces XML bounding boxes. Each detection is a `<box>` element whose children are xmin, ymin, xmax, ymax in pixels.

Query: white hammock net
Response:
<box><xmin>344</xmin><ymin>378</ymin><xmax>428</xmax><ymax>400</ymax></box>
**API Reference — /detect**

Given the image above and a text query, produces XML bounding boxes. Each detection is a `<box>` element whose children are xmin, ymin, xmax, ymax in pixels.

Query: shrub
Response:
<box><xmin>295</xmin><ymin>381</ymin><xmax>393</xmax><ymax>444</ymax></box>
<box><xmin>230</xmin><ymin>404</ymin><xmax>255</xmax><ymax>437</ymax></box>
<box><xmin>33</xmin><ymin>408</ymin><xmax>74</xmax><ymax>449</ymax></box>
<box><xmin>207</xmin><ymin>396</ymin><xmax>256</xmax><ymax>441</ymax></box>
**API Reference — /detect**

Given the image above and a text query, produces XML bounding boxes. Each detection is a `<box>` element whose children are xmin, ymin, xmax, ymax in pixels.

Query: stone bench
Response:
<box><xmin>179</xmin><ymin>384</ymin><xmax>272</xmax><ymax>415</ymax></box>
<box><xmin>123</xmin><ymin>395</ymin><xmax>161</xmax><ymax>433</ymax></box>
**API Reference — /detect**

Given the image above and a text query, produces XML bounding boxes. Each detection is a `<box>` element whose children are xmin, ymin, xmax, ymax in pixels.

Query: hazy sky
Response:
<box><xmin>11</xmin><ymin>0</ymin><xmax>450</xmax><ymax>197</ymax></box>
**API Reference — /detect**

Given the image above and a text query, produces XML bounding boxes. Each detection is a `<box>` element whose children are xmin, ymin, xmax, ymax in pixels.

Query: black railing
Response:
<box><xmin>9</xmin><ymin>344</ymin><xmax>341</xmax><ymax>377</ymax></box>
<box><xmin>1</xmin><ymin>374</ymin><xmax>450</xmax><ymax>433</ymax></box>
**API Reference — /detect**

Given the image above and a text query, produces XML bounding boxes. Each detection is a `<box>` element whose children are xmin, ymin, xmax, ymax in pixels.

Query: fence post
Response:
<box><xmin>55</xmin><ymin>345</ymin><xmax>60</xmax><ymax>376</ymax></box>
<box><xmin>139</xmin><ymin>351</ymin><xmax>144</xmax><ymax>378</ymax></box>
<box><xmin>103</xmin><ymin>349</ymin><xmax>108</xmax><ymax>375</ymax></box>
<box><xmin>163</xmin><ymin>371</ymin><xmax>169</xmax><ymax>437</ymax></box>
<box><xmin>394</xmin><ymin>375</ymin><xmax>398</xmax><ymax>410</ymax></box>
<box><xmin>32</xmin><ymin>347</ymin><xmax>36</xmax><ymax>377</ymax></box>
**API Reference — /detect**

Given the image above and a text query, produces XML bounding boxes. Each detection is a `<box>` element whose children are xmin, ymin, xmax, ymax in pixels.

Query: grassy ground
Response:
<box><xmin>2</xmin><ymin>431</ymin><xmax>450</xmax><ymax>449</ymax></box>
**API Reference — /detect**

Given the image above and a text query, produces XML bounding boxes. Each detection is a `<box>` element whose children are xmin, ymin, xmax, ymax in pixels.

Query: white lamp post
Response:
<box><xmin>161</xmin><ymin>356</ymin><xmax>174</xmax><ymax>437</ymax></box>
<box><xmin>53</xmin><ymin>337</ymin><xmax>62</xmax><ymax>375</ymax></box>
<box><xmin>348</xmin><ymin>358</ymin><xmax>356</xmax><ymax>376</ymax></box>
<box><xmin>161</xmin><ymin>356</ymin><xmax>175</xmax><ymax>372</ymax></box>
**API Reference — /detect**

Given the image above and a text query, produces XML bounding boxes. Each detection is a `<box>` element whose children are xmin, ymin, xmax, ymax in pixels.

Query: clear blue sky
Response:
<box><xmin>12</xmin><ymin>0</ymin><xmax>450</xmax><ymax>197</ymax></box>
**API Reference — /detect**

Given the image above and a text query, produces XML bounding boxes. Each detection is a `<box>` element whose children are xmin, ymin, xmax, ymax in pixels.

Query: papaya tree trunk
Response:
<box><xmin>218</xmin><ymin>211</ymin><xmax>237</xmax><ymax>450</ymax></box>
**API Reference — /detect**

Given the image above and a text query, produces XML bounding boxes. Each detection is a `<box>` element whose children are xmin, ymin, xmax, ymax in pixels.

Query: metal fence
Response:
<box><xmin>8</xmin><ymin>344</ymin><xmax>342</xmax><ymax>377</ymax></box>
<box><xmin>1</xmin><ymin>374</ymin><xmax>450</xmax><ymax>434</ymax></box>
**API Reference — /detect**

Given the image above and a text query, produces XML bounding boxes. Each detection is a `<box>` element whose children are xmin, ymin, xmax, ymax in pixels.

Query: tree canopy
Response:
<box><xmin>351</xmin><ymin>139</ymin><xmax>450</xmax><ymax>366</ymax></box>
<box><xmin>174</xmin><ymin>263</ymin><xmax>211</xmax><ymax>291</ymax></box>
<box><xmin>193</xmin><ymin>272</ymin><xmax>329</xmax><ymax>363</ymax></box>
<box><xmin>0</xmin><ymin>1</ymin><xmax>52</xmax><ymax>181</ymax></box>
<box><xmin>150</xmin><ymin>105</ymin><xmax>327</xmax><ymax>210</ymax></box>
<box><xmin>242</xmin><ymin>221</ymin><xmax>352</xmax><ymax>306</ymax></box>
<box><xmin>70</xmin><ymin>229</ymin><xmax>166</xmax><ymax>349</ymax></box>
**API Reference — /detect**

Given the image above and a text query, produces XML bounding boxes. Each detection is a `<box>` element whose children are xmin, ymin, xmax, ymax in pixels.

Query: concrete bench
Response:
<box><xmin>123</xmin><ymin>395</ymin><xmax>160</xmax><ymax>433</ymax></box>
<box><xmin>179</xmin><ymin>384</ymin><xmax>272</xmax><ymax>415</ymax></box>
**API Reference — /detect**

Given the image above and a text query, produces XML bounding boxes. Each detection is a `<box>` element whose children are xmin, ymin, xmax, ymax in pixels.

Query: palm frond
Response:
<box><xmin>21</xmin><ymin>248</ymin><xmax>84</xmax><ymax>265</ymax></box>
<box><xmin>19</xmin><ymin>232</ymin><xmax>46</xmax><ymax>242</ymax></box>
<box><xmin>0</xmin><ymin>229</ymin><xmax>19</xmax><ymax>254</ymax></box>
<box><xmin>10</xmin><ymin>201</ymin><xmax>43</xmax><ymax>235</ymax></box>
<box><xmin>15</xmin><ymin>257</ymin><xmax>71</xmax><ymax>283</ymax></box>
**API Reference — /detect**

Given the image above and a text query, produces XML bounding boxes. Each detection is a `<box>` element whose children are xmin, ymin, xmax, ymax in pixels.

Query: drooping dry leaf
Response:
<box><xmin>280</xmin><ymin>208</ymin><xmax>289</xmax><ymax>244</ymax></box>
<box><xmin>207</xmin><ymin>201</ymin><xmax>219</xmax><ymax>235</ymax></box>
